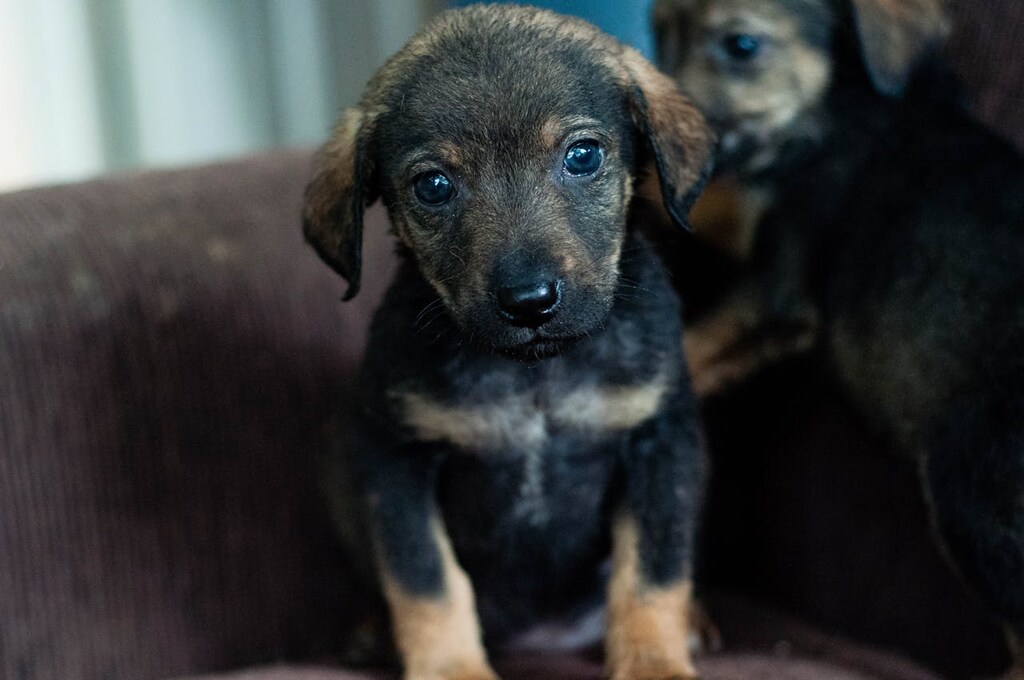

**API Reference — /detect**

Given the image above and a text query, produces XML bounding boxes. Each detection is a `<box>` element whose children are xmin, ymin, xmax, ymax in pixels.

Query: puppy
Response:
<box><xmin>654</xmin><ymin>0</ymin><xmax>1024</xmax><ymax>675</ymax></box>
<box><xmin>303</xmin><ymin>6</ymin><xmax>715</xmax><ymax>680</ymax></box>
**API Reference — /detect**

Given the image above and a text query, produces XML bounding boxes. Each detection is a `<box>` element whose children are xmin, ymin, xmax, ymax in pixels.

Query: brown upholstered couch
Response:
<box><xmin>2</xmin><ymin>2</ymin><xmax>1021</xmax><ymax>679</ymax></box>
<box><xmin>1</xmin><ymin>146</ymin><xmax>953</xmax><ymax>680</ymax></box>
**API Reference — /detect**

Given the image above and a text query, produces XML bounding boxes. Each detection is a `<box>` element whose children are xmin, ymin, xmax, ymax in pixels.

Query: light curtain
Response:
<box><xmin>0</xmin><ymin>0</ymin><xmax>437</xmax><ymax>192</ymax></box>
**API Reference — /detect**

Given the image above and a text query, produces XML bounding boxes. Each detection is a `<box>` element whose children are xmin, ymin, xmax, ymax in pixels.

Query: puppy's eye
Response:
<box><xmin>721</xmin><ymin>33</ymin><xmax>762</xmax><ymax>61</ymax></box>
<box><xmin>413</xmin><ymin>171</ymin><xmax>454</xmax><ymax>206</ymax></box>
<box><xmin>563</xmin><ymin>140</ymin><xmax>604</xmax><ymax>177</ymax></box>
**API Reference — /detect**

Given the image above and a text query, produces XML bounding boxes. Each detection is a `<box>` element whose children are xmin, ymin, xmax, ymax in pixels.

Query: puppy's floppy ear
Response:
<box><xmin>850</xmin><ymin>0</ymin><xmax>952</xmax><ymax>97</ymax></box>
<box><xmin>623</xmin><ymin>52</ymin><xmax>715</xmax><ymax>231</ymax></box>
<box><xmin>302</xmin><ymin>108</ymin><xmax>378</xmax><ymax>300</ymax></box>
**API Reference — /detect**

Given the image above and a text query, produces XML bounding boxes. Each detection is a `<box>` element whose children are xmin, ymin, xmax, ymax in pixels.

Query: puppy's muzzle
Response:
<box><xmin>495</xmin><ymin>268</ymin><xmax>563</xmax><ymax>329</ymax></box>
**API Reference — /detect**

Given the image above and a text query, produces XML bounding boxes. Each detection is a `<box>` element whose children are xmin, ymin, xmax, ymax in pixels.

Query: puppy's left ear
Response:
<box><xmin>624</xmin><ymin>52</ymin><xmax>715</xmax><ymax>231</ymax></box>
<box><xmin>850</xmin><ymin>0</ymin><xmax>952</xmax><ymax>97</ymax></box>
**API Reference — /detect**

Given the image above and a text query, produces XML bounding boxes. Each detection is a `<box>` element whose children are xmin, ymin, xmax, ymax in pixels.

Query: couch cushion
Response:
<box><xmin>177</xmin><ymin>657</ymin><xmax>916</xmax><ymax>680</ymax></box>
<box><xmin>173</xmin><ymin>595</ymin><xmax>942</xmax><ymax>680</ymax></box>
<box><xmin>176</xmin><ymin>604</ymin><xmax>942</xmax><ymax>680</ymax></box>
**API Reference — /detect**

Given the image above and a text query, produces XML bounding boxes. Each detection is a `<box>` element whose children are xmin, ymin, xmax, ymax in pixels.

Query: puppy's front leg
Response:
<box><xmin>607</xmin><ymin>402</ymin><xmax>705</xmax><ymax>680</ymax></box>
<box><xmin>361</xmin><ymin>447</ymin><xmax>497</xmax><ymax>680</ymax></box>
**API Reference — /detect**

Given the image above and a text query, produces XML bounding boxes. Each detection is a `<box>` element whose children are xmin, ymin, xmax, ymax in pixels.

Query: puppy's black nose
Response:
<box><xmin>497</xmin><ymin>279</ymin><xmax>561</xmax><ymax>327</ymax></box>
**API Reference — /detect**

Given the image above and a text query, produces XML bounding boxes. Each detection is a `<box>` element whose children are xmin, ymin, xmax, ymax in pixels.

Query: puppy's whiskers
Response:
<box><xmin>414</xmin><ymin>298</ymin><xmax>446</xmax><ymax>327</ymax></box>
<box><xmin>448</xmin><ymin>245</ymin><xmax>467</xmax><ymax>270</ymax></box>
<box><xmin>616</xmin><ymin>275</ymin><xmax>650</xmax><ymax>293</ymax></box>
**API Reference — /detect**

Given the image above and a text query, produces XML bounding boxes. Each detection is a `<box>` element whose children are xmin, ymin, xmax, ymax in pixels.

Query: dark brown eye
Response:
<box><xmin>413</xmin><ymin>171</ymin><xmax>454</xmax><ymax>205</ymax></box>
<box><xmin>564</xmin><ymin>140</ymin><xmax>604</xmax><ymax>176</ymax></box>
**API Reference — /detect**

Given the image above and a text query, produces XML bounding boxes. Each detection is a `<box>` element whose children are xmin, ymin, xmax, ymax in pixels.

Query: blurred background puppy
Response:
<box><xmin>652</xmin><ymin>0</ymin><xmax>1024</xmax><ymax>677</ymax></box>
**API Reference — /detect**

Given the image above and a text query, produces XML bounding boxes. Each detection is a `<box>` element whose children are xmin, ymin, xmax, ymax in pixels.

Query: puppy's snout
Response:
<box><xmin>497</xmin><ymin>277</ymin><xmax>562</xmax><ymax>328</ymax></box>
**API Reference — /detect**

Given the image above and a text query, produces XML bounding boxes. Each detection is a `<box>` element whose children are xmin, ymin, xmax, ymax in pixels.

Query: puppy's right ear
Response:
<box><xmin>623</xmin><ymin>50</ymin><xmax>716</xmax><ymax>232</ymax></box>
<box><xmin>303</xmin><ymin>108</ymin><xmax>377</xmax><ymax>301</ymax></box>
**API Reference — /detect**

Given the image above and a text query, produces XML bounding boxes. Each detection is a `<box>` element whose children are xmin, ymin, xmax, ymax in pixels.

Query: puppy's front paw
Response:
<box><xmin>606</xmin><ymin>546</ymin><xmax>699</xmax><ymax>680</ymax></box>
<box><xmin>607</xmin><ymin>612</ymin><xmax>698</xmax><ymax>680</ymax></box>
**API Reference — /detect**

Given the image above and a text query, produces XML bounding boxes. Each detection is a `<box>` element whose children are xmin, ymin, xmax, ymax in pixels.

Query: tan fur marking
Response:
<box><xmin>541</xmin><ymin>117</ymin><xmax>562</xmax><ymax>150</ymax></box>
<box><xmin>562</xmin><ymin>251</ymin><xmax>580</xmax><ymax>273</ymax></box>
<box><xmin>793</xmin><ymin>42</ymin><xmax>832</xmax><ymax>102</ymax></box>
<box><xmin>689</xmin><ymin>178</ymin><xmax>773</xmax><ymax>260</ymax></box>
<box><xmin>597</xmin><ymin>217</ymin><xmax>628</xmax><ymax>282</ymax></box>
<box><xmin>623</xmin><ymin>170</ymin><xmax>635</xmax><ymax>204</ymax></box>
<box><xmin>540</xmin><ymin>115</ymin><xmax>603</xmax><ymax>150</ymax></box>
<box><xmin>399</xmin><ymin>374</ymin><xmax>668</xmax><ymax>453</ymax></box>
<box><xmin>381</xmin><ymin>521</ymin><xmax>496</xmax><ymax>680</ymax></box>
<box><xmin>398</xmin><ymin>392</ymin><xmax>547</xmax><ymax>452</ymax></box>
<box><xmin>553</xmin><ymin>376</ymin><xmax>670</xmax><ymax>432</ymax></box>
<box><xmin>684</xmin><ymin>286</ymin><xmax>818</xmax><ymax>397</ymax></box>
<box><xmin>606</xmin><ymin>514</ymin><xmax>696</xmax><ymax>680</ymax></box>
<box><xmin>437</xmin><ymin>141</ymin><xmax>466</xmax><ymax>170</ymax></box>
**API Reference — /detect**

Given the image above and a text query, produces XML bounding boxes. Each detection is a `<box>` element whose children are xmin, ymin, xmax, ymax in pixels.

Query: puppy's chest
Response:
<box><xmin>393</xmin><ymin>367</ymin><xmax>670</xmax><ymax>456</ymax></box>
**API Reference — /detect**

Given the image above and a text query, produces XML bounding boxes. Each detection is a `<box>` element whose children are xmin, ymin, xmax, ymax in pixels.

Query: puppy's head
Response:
<box><xmin>304</xmin><ymin>5</ymin><xmax>713</xmax><ymax>358</ymax></box>
<box><xmin>652</xmin><ymin>0</ymin><xmax>951</xmax><ymax>173</ymax></box>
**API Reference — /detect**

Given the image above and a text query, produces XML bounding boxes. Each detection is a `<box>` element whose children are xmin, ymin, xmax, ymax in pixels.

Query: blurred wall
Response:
<box><xmin>0</xmin><ymin>0</ymin><xmax>440</xmax><ymax>192</ymax></box>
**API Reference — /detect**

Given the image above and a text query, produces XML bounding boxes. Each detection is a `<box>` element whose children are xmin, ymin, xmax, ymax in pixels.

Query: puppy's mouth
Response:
<box><xmin>711</xmin><ymin>119</ymin><xmax>769</xmax><ymax>172</ymax></box>
<box><xmin>451</xmin><ymin>284</ymin><xmax>613</xmax><ymax>360</ymax></box>
<box><xmin>489</xmin><ymin>295</ymin><xmax>612</xmax><ymax>359</ymax></box>
<box><xmin>496</xmin><ymin>328</ymin><xmax>588</xmax><ymax>360</ymax></box>
<box><xmin>712</xmin><ymin>111</ymin><xmax>823</xmax><ymax>178</ymax></box>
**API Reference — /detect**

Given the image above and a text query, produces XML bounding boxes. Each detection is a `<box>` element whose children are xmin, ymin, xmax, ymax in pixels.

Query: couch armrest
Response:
<box><xmin>0</xmin><ymin>150</ymin><xmax>395</xmax><ymax>680</ymax></box>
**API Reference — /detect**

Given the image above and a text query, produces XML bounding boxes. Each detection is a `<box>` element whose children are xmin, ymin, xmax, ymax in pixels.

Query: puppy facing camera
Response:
<box><xmin>303</xmin><ymin>5</ymin><xmax>714</xmax><ymax>680</ymax></box>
